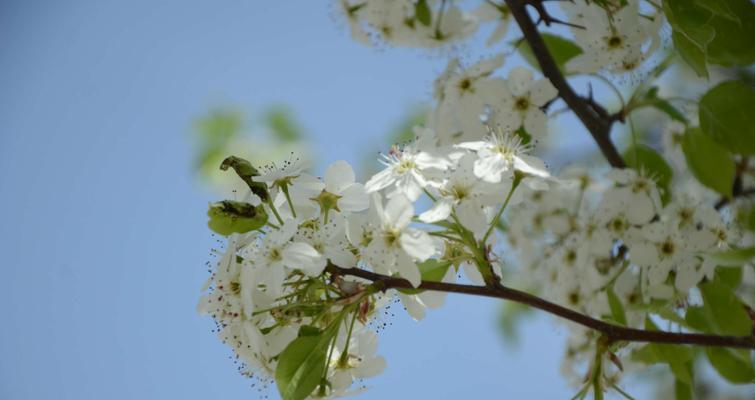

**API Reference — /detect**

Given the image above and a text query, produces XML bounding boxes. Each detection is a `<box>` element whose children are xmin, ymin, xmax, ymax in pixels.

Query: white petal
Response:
<box><xmin>283</xmin><ymin>242</ymin><xmax>326</xmax><ymax>276</ymax></box>
<box><xmin>384</xmin><ymin>195</ymin><xmax>414</xmax><ymax>229</ymax></box>
<box><xmin>419</xmin><ymin>198</ymin><xmax>453</xmax><ymax>223</ymax></box>
<box><xmin>353</xmin><ymin>356</ymin><xmax>387</xmax><ymax>379</ymax></box>
<box><xmin>629</xmin><ymin>242</ymin><xmax>658</xmax><ymax>267</ymax></box>
<box><xmin>325</xmin><ymin>160</ymin><xmax>356</xmax><ymax>193</ymax></box>
<box><xmin>365</xmin><ymin>168</ymin><xmax>395</xmax><ymax>193</ymax></box>
<box><xmin>400</xmin><ymin>229</ymin><xmax>436</xmax><ymax>261</ymax></box>
<box><xmin>398</xmin><ymin>293</ymin><xmax>426</xmax><ymax>321</ymax></box>
<box><xmin>529</xmin><ymin>78</ymin><xmax>558</xmax><ymax>105</ymax></box>
<box><xmin>626</xmin><ymin>194</ymin><xmax>655</xmax><ymax>225</ymax></box>
<box><xmin>507</xmin><ymin>67</ymin><xmax>533</xmax><ymax>97</ymax></box>
<box><xmin>523</xmin><ymin>108</ymin><xmax>548</xmax><ymax>138</ymax></box>
<box><xmin>396</xmin><ymin>252</ymin><xmax>422</xmax><ymax>288</ymax></box>
<box><xmin>339</xmin><ymin>183</ymin><xmax>369</xmax><ymax>212</ymax></box>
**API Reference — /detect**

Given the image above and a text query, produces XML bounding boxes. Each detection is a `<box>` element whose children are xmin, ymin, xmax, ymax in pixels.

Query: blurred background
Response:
<box><xmin>1</xmin><ymin>1</ymin><xmax>738</xmax><ymax>399</ymax></box>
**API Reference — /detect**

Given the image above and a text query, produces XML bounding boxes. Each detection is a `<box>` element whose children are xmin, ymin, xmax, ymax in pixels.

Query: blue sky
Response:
<box><xmin>0</xmin><ymin>1</ymin><xmax>653</xmax><ymax>399</ymax></box>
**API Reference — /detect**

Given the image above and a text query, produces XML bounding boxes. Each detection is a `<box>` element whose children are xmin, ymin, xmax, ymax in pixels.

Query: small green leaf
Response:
<box><xmin>275</xmin><ymin>320</ymin><xmax>341</xmax><ymax>400</ymax></box>
<box><xmin>207</xmin><ymin>201</ymin><xmax>268</xmax><ymax>236</ymax></box>
<box><xmin>663</xmin><ymin>0</ymin><xmax>715</xmax><ymax>77</ymax></box>
<box><xmin>639</xmin><ymin>88</ymin><xmax>688</xmax><ymax>124</ymax></box>
<box><xmin>622</xmin><ymin>145</ymin><xmax>673</xmax><ymax>203</ymax></box>
<box><xmin>705</xmin><ymin>347</ymin><xmax>755</xmax><ymax>383</ymax></box>
<box><xmin>699</xmin><ymin>81</ymin><xmax>755</xmax><ymax>156</ymax></box>
<box><xmin>265</xmin><ymin>106</ymin><xmax>303</xmax><ymax>142</ymax></box>
<box><xmin>706</xmin><ymin>246</ymin><xmax>755</xmax><ymax>266</ymax></box>
<box><xmin>698</xmin><ymin>277</ymin><xmax>750</xmax><ymax>336</ymax></box>
<box><xmin>681</xmin><ymin>127</ymin><xmax>735</xmax><ymax>197</ymax></box>
<box><xmin>414</xmin><ymin>0</ymin><xmax>432</xmax><ymax>26</ymax></box>
<box><xmin>397</xmin><ymin>259</ymin><xmax>452</xmax><ymax>295</ymax></box>
<box><xmin>219</xmin><ymin>155</ymin><xmax>270</xmax><ymax>202</ymax></box>
<box><xmin>645</xmin><ymin>317</ymin><xmax>695</xmax><ymax>383</ymax></box>
<box><xmin>694</xmin><ymin>0</ymin><xmax>739</xmax><ymax>23</ymax></box>
<box><xmin>607</xmin><ymin>288</ymin><xmax>627</xmax><ymax>326</ymax></box>
<box><xmin>674</xmin><ymin>379</ymin><xmax>692</xmax><ymax>400</ymax></box>
<box><xmin>517</xmin><ymin>33</ymin><xmax>582</xmax><ymax>74</ymax></box>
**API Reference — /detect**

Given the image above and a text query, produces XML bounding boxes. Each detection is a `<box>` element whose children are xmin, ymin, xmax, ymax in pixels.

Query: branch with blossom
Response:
<box><xmin>200</xmin><ymin>1</ymin><xmax>755</xmax><ymax>399</ymax></box>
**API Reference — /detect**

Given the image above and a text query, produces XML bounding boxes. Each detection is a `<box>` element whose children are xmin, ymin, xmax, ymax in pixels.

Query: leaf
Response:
<box><xmin>414</xmin><ymin>0</ymin><xmax>432</xmax><ymax>26</ymax></box>
<box><xmin>207</xmin><ymin>201</ymin><xmax>268</xmax><ymax>236</ymax></box>
<box><xmin>681</xmin><ymin>127</ymin><xmax>735</xmax><ymax>197</ymax></box>
<box><xmin>517</xmin><ymin>33</ymin><xmax>582</xmax><ymax>74</ymax></box>
<box><xmin>694</xmin><ymin>0</ymin><xmax>739</xmax><ymax>23</ymax></box>
<box><xmin>622</xmin><ymin>145</ymin><xmax>673</xmax><ymax>203</ymax></box>
<box><xmin>705</xmin><ymin>347</ymin><xmax>755</xmax><ymax>383</ymax></box>
<box><xmin>644</xmin><ymin>317</ymin><xmax>694</xmax><ymax>383</ymax></box>
<box><xmin>698</xmin><ymin>277</ymin><xmax>750</xmax><ymax>336</ymax></box>
<box><xmin>674</xmin><ymin>379</ymin><xmax>692</xmax><ymax>400</ymax></box>
<box><xmin>706</xmin><ymin>246</ymin><xmax>755</xmax><ymax>266</ymax></box>
<box><xmin>265</xmin><ymin>106</ymin><xmax>303</xmax><ymax>142</ymax></box>
<box><xmin>704</xmin><ymin>0</ymin><xmax>755</xmax><ymax>67</ymax></box>
<box><xmin>607</xmin><ymin>288</ymin><xmax>627</xmax><ymax>326</ymax></box>
<box><xmin>275</xmin><ymin>321</ymin><xmax>340</xmax><ymax>400</ymax></box>
<box><xmin>219</xmin><ymin>155</ymin><xmax>270</xmax><ymax>202</ymax></box>
<box><xmin>640</xmin><ymin>87</ymin><xmax>687</xmax><ymax>124</ymax></box>
<box><xmin>397</xmin><ymin>259</ymin><xmax>452</xmax><ymax>295</ymax></box>
<box><xmin>663</xmin><ymin>0</ymin><xmax>715</xmax><ymax>77</ymax></box>
<box><xmin>699</xmin><ymin>81</ymin><xmax>755</xmax><ymax>156</ymax></box>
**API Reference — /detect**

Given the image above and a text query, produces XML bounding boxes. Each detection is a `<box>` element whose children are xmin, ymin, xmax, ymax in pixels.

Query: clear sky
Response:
<box><xmin>0</xmin><ymin>1</ymin><xmax>653</xmax><ymax>399</ymax></box>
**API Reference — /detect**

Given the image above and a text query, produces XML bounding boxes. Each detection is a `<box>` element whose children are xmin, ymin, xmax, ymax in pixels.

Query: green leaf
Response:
<box><xmin>706</xmin><ymin>246</ymin><xmax>755</xmax><ymax>266</ymax></box>
<box><xmin>415</xmin><ymin>0</ymin><xmax>432</xmax><ymax>26</ymax></box>
<box><xmin>265</xmin><ymin>106</ymin><xmax>303</xmax><ymax>142</ymax></box>
<box><xmin>705</xmin><ymin>0</ymin><xmax>755</xmax><ymax>67</ymax></box>
<box><xmin>705</xmin><ymin>347</ymin><xmax>755</xmax><ymax>383</ymax></box>
<box><xmin>664</xmin><ymin>0</ymin><xmax>715</xmax><ymax>77</ymax></box>
<box><xmin>698</xmin><ymin>277</ymin><xmax>750</xmax><ymax>336</ymax></box>
<box><xmin>699</xmin><ymin>81</ymin><xmax>755</xmax><ymax>156</ymax></box>
<box><xmin>275</xmin><ymin>320</ymin><xmax>341</xmax><ymax>400</ymax></box>
<box><xmin>397</xmin><ymin>259</ymin><xmax>452</xmax><ymax>295</ymax></box>
<box><xmin>694</xmin><ymin>0</ymin><xmax>739</xmax><ymax>23</ymax></box>
<box><xmin>607</xmin><ymin>288</ymin><xmax>627</xmax><ymax>326</ymax></box>
<box><xmin>517</xmin><ymin>33</ymin><xmax>582</xmax><ymax>74</ymax></box>
<box><xmin>622</xmin><ymin>145</ymin><xmax>673</xmax><ymax>203</ymax></box>
<box><xmin>674</xmin><ymin>379</ymin><xmax>692</xmax><ymax>400</ymax></box>
<box><xmin>207</xmin><ymin>201</ymin><xmax>268</xmax><ymax>236</ymax></box>
<box><xmin>640</xmin><ymin>87</ymin><xmax>688</xmax><ymax>124</ymax></box>
<box><xmin>645</xmin><ymin>317</ymin><xmax>695</xmax><ymax>383</ymax></box>
<box><xmin>219</xmin><ymin>155</ymin><xmax>270</xmax><ymax>202</ymax></box>
<box><xmin>681</xmin><ymin>127</ymin><xmax>735</xmax><ymax>197</ymax></box>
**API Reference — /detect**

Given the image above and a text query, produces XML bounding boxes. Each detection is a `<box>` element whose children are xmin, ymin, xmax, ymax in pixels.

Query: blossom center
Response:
<box><xmin>514</xmin><ymin>97</ymin><xmax>530</xmax><ymax>111</ymax></box>
<box><xmin>394</xmin><ymin>158</ymin><xmax>416</xmax><ymax>174</ymax></box>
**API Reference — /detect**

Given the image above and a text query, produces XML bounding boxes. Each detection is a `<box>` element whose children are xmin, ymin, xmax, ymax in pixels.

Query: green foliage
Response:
<box><xmin>265</xmin><ymin>106</ymin><xmax>303</xmax><ymax>142</ymax></box>
<box><xmin>194</xmin><ymin>110</ymin><xmax>244</xmax><ymax>173</ymax></box>
<box><xmin>674</xmin><ymin>379</ymin><xmax>692</xmax><ymax>400</ymax></box>
<box><xmin>414</xmin><ymin>0</ymin><xmax>432</xmax><ymax>26</ymax></box>
<box><xmin>681</xmin><ymin>127</ymin><xmax>735</xmax><ymax>197</ymax></box>
<box><xmin>705</xmin><ymin>347</ymin><xmax>755</xmax><ymax>383</ymax></box>
<box><xmin>516</xmin><ymin>33</ymin><xmax>582</xmax><ymax>74</ymax></box>
<box><xmin>606</xmin><ymin>288</ymin><xmax>627</xmax><ymax>326</ymax></box>
<box><xmin>275</xmin><ymin>328</ymin><xmax>333</xmax><ymax>400</ymax></box>
<box><xmin>220</xmin><ymin>155</ymin><xmax>271</xmax><ymax>201</ymax></box>
<box><xmin>706</xmin><ymin>246</ymin><xmax>755</xmax><ymax>266</ymax></box>
<box><xmin>644</xmin><ymin>317</ymin><xmax>695</xmax><ymax>384</ymax></box>
<box><xmin>638</xmin><ymin>87</ymin><xmax>688</xmax><ymax>124</ymax></box>
<box><xmin>664</xmin><ymin>0</ymin><xmax>755</xmax><ymax>77</ymax></box>
<box><xmin>697</xmin><ymin>275</ymin><xmax>750</xmax><ymax>336</ymax></box>
<box><xmin>207</xmin><ymin>200</ymin><xmax>268</xmax><ymax>236</ymax></box>
<box><xmin>397</xmin><ymin>259</ymin><xmax>451</xmax><ymax>295</ymax></box>
<box><xmin>622</xmin><ymin>145</ymin><xmax>673</xmax><ymax>203</ymax></box>
<box><xmin>699</xmin><ymin>81</ymin><xmax>755</xmax><ymax>156</ymax></box>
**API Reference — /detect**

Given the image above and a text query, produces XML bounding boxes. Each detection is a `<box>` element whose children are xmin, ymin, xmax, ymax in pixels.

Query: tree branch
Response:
<box><xmin>327</xmin><ymin>264</ymin><xmax>755</xmax><ymax>349</ymax></box>
<box><xmin>504</xmin><ymin>0</ymin><xmax>626</xmax><ymax>168</ymax></box>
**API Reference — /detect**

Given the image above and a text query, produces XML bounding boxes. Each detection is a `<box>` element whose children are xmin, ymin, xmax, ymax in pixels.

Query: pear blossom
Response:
<box><xmin>365</xmin><ymin>143</ymin><xmax>449</xmax><ymax>201</ymax></box>
<box><xmin>364</xmin><ymin>194</ymin><xmax>437</xmax><ymax>287</ymax></box>
<box><xmin>489</xmin><ymin>67</ymin><xmax>557</xmax><ymax>139</ymax></box>
<box><xmin>456</xmin><ymin>129</ymin><xmax>550</xmax><ymax>184</ymax></box>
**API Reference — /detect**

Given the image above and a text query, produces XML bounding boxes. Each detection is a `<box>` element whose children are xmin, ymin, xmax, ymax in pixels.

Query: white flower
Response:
<box><xmin>489</xmin><ymin>67</ymin><xmax>557</xmax><ymax>139</ymax></box>
<box><xmin>473</xmin><ymin>1</ymin><xmax>512</xmax><ymax>46</ymax></box>
<box><xmin>456</xmin><ymin>129</ymin><xmax>550</xmax><ymax>184</ymax></box>
<box><xmin>248</xmin><ymin>221</ymin><xmax>326</xmax><ymax>296</ymax></box>
<box><xmin>365</xmin><ymin>143</ymin><xmax>449</xmax><ymax>201</ymax></box>
<box><xmin>329</xmin><ymin>329</ymin><xmax>386</xmax><ymax>396</ymax></box>
<box><xmin>364</xmin><ymin>194</ymin><xmax>437</xmax><ymax>287</ymax></box>
<box><xmin>562</xmin><ymin>0</ymin><xmax>661</xmax><ymax>74</ymax></box>
<box><xmin>322</xmin><ymin>160</ymin><xmax>369</xmax><ymax>213</ymax></box>
<box><xmin>601</xmin><ymin>168</ymin><xmax>661</xmax><ymax>225</ymax></box>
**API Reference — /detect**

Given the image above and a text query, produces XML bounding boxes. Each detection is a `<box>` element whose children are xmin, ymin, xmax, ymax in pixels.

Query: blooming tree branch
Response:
<box><xmin>504</xmin><ymin>0</ymin><xmax>626</xmax><ymax>168</ymax></box>
<box><xmin>326</xmin><ymin>264</ymin><xmax>755</xmax><ymax>349</ymax></box>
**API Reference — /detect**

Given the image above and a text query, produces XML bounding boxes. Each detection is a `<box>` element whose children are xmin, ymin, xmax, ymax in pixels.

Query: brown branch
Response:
<box><xmin>504</xmin><ymin>0</ymin><xmax>626</xmax><ymax>168</ymax></box>
<box><xmin>327</xmin><ymin>264</ymin><xmax>755</xmax><ymax>349</ymax></box>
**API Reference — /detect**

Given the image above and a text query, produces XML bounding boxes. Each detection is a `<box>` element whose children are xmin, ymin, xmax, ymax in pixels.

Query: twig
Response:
<box><xmin>327</xmin><ymin>264</ymin><xmax>755</xmax><ymax>349</ymax></box>
<box><xmin>504</xmin><ymin>0</ymin><xmax>626</xmax><ymax>168</ymax></box>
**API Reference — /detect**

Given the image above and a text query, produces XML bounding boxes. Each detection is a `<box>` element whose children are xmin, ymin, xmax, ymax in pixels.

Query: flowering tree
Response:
<box><xmin>198</xmin><ymin>1</ymin><xmax>755</xmax><ymax>398</ymax></box>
